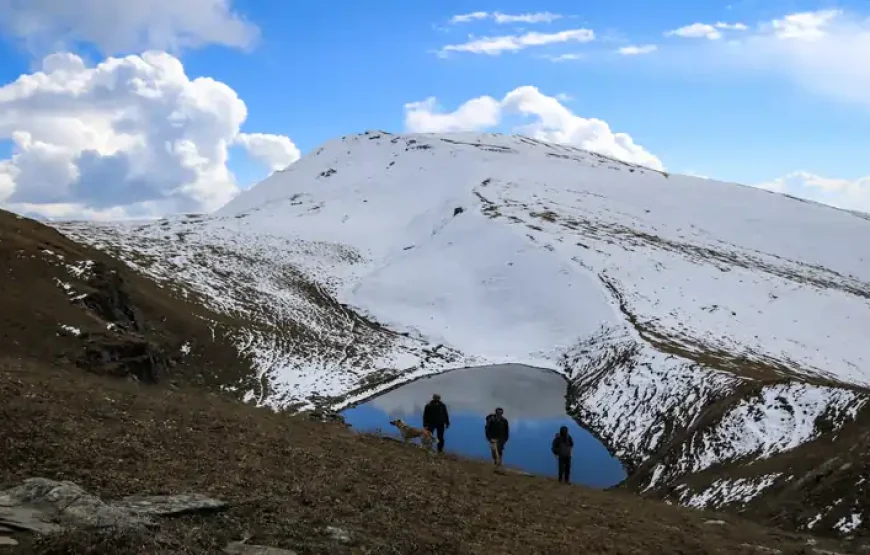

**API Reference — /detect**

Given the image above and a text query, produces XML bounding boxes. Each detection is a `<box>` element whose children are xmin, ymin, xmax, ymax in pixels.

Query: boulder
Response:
<box><xmin>0</xmin><ymin>478</ymin><xmax>226</xmax><ymax>535</ymax></box>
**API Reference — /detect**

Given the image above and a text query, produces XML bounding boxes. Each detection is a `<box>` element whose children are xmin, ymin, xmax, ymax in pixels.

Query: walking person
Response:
<box><xmin>551</xmin><ymin>425</ymin><xmax>574</xmax><ymax>484</ymax></box>
<box><xmin>484</xmin><ymin>407</ymin><xmax>509</xmax><ymax>467</ymax></box>
<box><xmin>422</xmin><ymin>394</ymin><xmax>450</xmax><ymax>453</ymax></box>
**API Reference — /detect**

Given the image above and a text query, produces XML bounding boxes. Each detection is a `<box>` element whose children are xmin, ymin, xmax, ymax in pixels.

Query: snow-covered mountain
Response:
<box><xmin>56</xmin><ymin>131</ymin><xmax>870</xmax><ymax>534</ymax></box>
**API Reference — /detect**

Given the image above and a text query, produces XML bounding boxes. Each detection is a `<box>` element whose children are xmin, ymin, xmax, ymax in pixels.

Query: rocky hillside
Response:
<box><xmin>53</xmin><ymin>131</ymin><xmax>870</xmax><ymax>538</ymax></box>
<box><xmin>0</xmin><ymin>207</ymin><xmax>253</xmax><ymax>391</ymax></box>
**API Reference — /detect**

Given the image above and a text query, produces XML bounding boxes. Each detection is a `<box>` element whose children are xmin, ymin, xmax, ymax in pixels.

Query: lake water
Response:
<box><xmin>342</xmin><ymin>364</ymin><xmax>626</xmax><ymax>488</ymax></box>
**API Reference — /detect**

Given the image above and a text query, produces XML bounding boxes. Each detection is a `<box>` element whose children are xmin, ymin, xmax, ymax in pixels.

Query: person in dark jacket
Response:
<box><xmin>551</xmin><ymin>425</ymin><xmax>574</xmax><ymax>484</ymax></box>
<box><xmin>422</xmin><ymin>394</ymin><xmax>450</xmax><ymax>453</ymax></box>
<box><xmin>484</xmin><ymin>407</ymin><xmax>510</xmax><ymax>467</ymax></box>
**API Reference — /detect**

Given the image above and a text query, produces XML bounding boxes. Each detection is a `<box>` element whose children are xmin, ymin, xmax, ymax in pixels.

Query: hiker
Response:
<box><xmin>422</xmin><ymin>394</ymin><xmax>450</xmax><ymax>453</ymax></box>
<box><xmin>484</xmin><ymin>407</ymin><xmax>509</xmax><ymax>467</ymax></box>
<box><xmin>551</xmin><ymin>425</ymin><xmax>575</xmax><ymax>484</ymax></box>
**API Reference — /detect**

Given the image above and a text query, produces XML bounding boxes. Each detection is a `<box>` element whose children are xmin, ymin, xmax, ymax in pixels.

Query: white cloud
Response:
<box><xmin>665</xmin><ymin>23</ymin><xmax>723</xmax><ymax>40</ymax></box>
<box><xmin>403</xmin><ymin>86</ymin><xmax>663</xmax><ymax>171</ymax></box>
<box><xmin>449</xmin><ymin>11</ymin><xmax>563</xmax><ymax>25</ymax></box>
<box><xmin>404</xmin><ymin>96</ymin><xmax>502</xmax><ymax>133</ymax></box>
<box><xmin>0</xmin><ymin>51</ymin><xmax>297</xmax><ymax>219</ymax></box>
<box><xmin>439</xmin><ymin>28</ymin><xmax>594</xmax><ymax>56</ymax></box>
<box><xmin>715</xmin><ymin>22</ymin><xmax>748</xmax><ymax>31</ymax></box>
<box><xmin>618</xmin><ymin>44</ymin><xmax>658</xmax><ymax>55</ymax></box>
<box><xmin>234</xmin><ymin>133</ymin><xmax>300</xmax><ymax>172</ymax></box>
<box><xmin>546</xmin><ymin>53</ymin><xmax>586</xmax><ymax>62</ymax></box>
<box><xmin>449</xmin><ymin>12</ymin><xmax>489</xmax><ymax>24</ymax></box>
<box><xmin>699</xmin><ymin>10</ymin><xmax>870</xmax><ymax>110</ymax></box>
<box><xmin>768</xmin><ymin>10</ymin><xmax>840</xmax><ymax>41</ymax></box>
<box><xmin>756</xmin><ymin>171</ymin><xmax>870</xmax><ymax>214</ymax></box>
<box><xmin>493</xmin><ymin>12</ymin><xmax>563</xmax><ymax>24</ymax></box>
<box><xmin>0</xmin><ymin>0</ymin><xmax>258</xmax><ymax>55</ymax></box>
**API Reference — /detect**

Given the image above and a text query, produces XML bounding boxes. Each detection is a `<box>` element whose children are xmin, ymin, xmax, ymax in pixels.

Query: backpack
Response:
<box><xmin>552</xmin><ymin>434</ymin><xmax>573</xmax><ymax>457</ymax></box>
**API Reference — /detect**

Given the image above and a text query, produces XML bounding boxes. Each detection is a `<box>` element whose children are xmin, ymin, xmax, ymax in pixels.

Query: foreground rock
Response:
<box><xmin>0</xmin><ymin>478</ymin><xmax>226</xmax><ymax>535</ymax></box>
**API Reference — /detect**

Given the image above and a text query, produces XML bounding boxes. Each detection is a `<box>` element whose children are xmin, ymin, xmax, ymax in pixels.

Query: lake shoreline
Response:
<box><xmin>340</xmin><ymin>364</ymin><xmax>628</xmax><ymax>488</ymax></box>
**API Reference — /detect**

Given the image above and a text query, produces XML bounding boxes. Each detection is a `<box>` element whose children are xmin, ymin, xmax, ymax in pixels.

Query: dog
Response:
<box><xmin>389</xmin><ymin>419</ymin><xmax>434</xmax><ymax>450</ymax></box>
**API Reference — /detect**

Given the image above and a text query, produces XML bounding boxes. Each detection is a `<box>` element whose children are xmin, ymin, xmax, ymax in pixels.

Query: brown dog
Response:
<box><xmin>389</xmin><ymin>419</ymin><xmax>434</xmax><ymax>450</ymax></box>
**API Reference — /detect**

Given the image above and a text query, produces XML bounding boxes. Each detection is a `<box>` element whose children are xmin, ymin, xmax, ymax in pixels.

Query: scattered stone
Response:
<box><xmin>0</xmin><ymin>478</ymin><xmax>226</xmax><ymax>536</ymax></box>
<box><xmin>0</xmin><ymin>536</ymin><xmax>18</xmax><ymax>547</ymax></box>
<box><xmin>223</xmin><ymin>541</ymin><xmax>299</xmax><ymax>555</ymax></box>
<box><xmin>325</xmin><ymin>525</ymin><xmax>351</xmax><ymax>544</ymax></box>
<box><xmin>114</xmin><ymin>493</ymin><xmax>228</xmax><ymax>516</ymax></box>
<box><xmin>704</xmin><ymin>519</ymin><xmax>728</xmax><ymax>526</ymax></box>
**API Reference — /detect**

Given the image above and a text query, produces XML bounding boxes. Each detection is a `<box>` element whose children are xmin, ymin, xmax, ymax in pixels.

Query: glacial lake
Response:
<box><xmin>342</xmin><ymin>364</ymin><xmax>627</xmax><ymax>488</ymax></box>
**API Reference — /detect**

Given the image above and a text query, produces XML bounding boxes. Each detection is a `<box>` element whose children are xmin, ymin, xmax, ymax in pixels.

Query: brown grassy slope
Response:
<box><xmin>0</xmin><ymin>209</ymin><xmax>253</xmax><ymax>391</ymax></box>
<box><xmin>0</xmin><ymin>361</ymin><xmax>858</xmax><ymax>555</ymax></box>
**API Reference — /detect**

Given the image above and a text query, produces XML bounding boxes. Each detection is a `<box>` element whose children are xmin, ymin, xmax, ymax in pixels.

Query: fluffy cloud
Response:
<box><xmin>0</xmin><ymin>0</ymin><xmax>258</xmax><ymax>55</ymax></box>
<box><xmin>404</xmin><ymin>97</ymin><xmax>502</xmax><ymax>133</ymax></box>
<box><xmin>618</xmin><ymin>44</ymin><xmax>658</xmax><ymax>55</ymax></box>
<box><xmin>439</xmin><ymin>29</ymin><xmax>594</xmax><ymax>56</ymax></box>
<box><xmin>757</xmin><ymin>171</ymin><xmax>870</xmax><ymax>214</ymax></box>
<box><xmin>234</xmin><ymin>133</ymin><xmax>300</xmax><ymax>171</ymax></box>
<box><xmin>0</xmin><ymin>51</ymin><xmax>297</xmax><ymax>219</ymax></box>
<box><xmin>449</xmin><ymin>11</ymin><xmax>563</xmax><ymax>25</ymax></box>
<box><xmin>403</xmin><ymin>86</ymin><xmax>663</xmax><ymax>171</ymax></box>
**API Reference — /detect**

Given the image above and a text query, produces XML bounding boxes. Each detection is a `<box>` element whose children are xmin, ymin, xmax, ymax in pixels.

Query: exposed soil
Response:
<box><xmin>1</xmin><ymin>360</ymin><xmax>860</xmax><ymax>555</ymax></box>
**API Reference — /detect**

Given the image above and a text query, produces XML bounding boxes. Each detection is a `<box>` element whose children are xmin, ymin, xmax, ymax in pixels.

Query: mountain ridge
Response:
<box><xmin>53</xmin><ymin>130</ymin><xmax>870</xmax><ymax>537</ymax></box>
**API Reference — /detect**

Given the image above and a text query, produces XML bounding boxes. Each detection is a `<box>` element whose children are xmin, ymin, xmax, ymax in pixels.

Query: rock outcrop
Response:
<box><xmin>0</xmin><ymin>478</ymin><xmax>226</xmax><ymax>536</ymax></box>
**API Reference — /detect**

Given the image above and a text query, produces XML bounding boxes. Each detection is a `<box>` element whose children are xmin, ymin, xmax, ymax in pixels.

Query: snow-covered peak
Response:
<box><xmin>221</xmin><ymin>131</ymin><xmax>869</xmax><ymax>283</ymax></box>
<box><xmin>215</xmin><ymin>131</ymin><xmax>870</xmax><ymax>381</ymax></box>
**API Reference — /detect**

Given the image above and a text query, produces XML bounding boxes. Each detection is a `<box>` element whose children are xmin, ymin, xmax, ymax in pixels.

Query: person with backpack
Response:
<box><xmin>551</xmin><ymin>425</ymin><xmax>575</xmax><ymax>484</ymax></box>
<box><xmin>484</xmin><ymin>407</ymin><xmax>510</xmax><ymax>467</ymax></box>
<box><xmin>422</xmin><ymin>393</ymin><xmax>450</xmax><ymax>453</ymax></box>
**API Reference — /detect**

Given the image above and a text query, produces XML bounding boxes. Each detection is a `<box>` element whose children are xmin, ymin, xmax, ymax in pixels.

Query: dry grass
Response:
<box><xmin>1</xmin><ymin>360</ymin><xmax>852</xmax><ymax>555</ymax></box>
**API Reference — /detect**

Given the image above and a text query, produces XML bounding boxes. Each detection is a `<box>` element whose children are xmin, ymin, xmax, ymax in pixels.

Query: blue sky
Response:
<box><xmin>0</xmin><ymin>0</ymin><xmax>868</xmax><ymax>218</ymax></box>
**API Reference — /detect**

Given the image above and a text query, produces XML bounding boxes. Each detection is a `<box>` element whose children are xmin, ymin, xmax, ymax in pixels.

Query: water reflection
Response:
<box><xmin>342</xmin><ymin>364</ymin><xmax>626</xmax><ymax>488</ymax></box>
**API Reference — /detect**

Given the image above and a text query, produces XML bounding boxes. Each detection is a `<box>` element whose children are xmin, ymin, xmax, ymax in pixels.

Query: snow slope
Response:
<box><xmin>55</xmin><ymin>131</ymin><xmax>870</xmax><ymax>522</ymax></box>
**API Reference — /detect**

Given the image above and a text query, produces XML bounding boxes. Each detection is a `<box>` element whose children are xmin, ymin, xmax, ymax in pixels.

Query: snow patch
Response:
<box><xmin>679</xmin><ymin>474</ymin><xmax>782</xmax><ymax>509</ymax></box>
<box><xmin>58</xmin><ymin>324</ymin><xmax>81</xmax><ymax>337</ymax></box>
<box><xmin>66</xmin><ymin>259</ymin><xmax>95</xmax><ymax>279</ymax></box>
<box><xmin>835</xmin><ymin>512</ymin><xmax>862</xmax><ymax>534</ymax></box>
<box><xmin>672</xmin><ymin>383</ymin><xmax>866</xmax><ymax>477</ymax></box>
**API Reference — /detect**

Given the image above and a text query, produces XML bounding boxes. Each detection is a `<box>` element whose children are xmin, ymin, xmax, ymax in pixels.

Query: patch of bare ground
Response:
<box><xmin>0</xmin><ymin>360</ymin><xmax>856</xmax><ymax>555</ymax></box>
